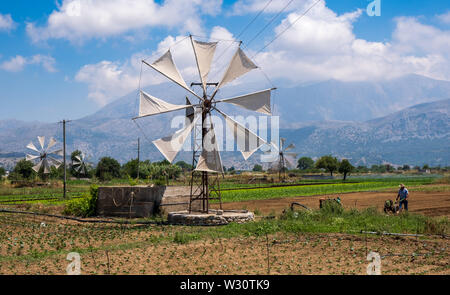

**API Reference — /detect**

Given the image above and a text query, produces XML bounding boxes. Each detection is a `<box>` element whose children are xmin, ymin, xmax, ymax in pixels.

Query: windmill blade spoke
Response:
<box><xmin>216</xmin><ymin>88</ymin><xmax>274</xmax><ymax>115</ymax></box>
<box><xmin>26</xmin><ymin>154</ymin><xmax>40</xmax><ymax>161</ymax></box>
<box><xmin>37</xmin><ymin>136</ymin><xmax>45</xmax><ymax>150</ymax></box>
<box><xmin>142</xmin><ymin>51</ymin><xmax>204</xmax><ymax>102</ymax></box>
<box><xmin>284</xmin><ymin>143</ymin><xmax>295</xmax><ymax>152</ymax></box>
<box><xmin>191</xmin><ymin>37</ymin><xmax>218</xmax><ymax>92</ymax></box>
<box><xmin>32</xmin><ymin>160</ymin><xmax>44</xmax><ymax>173</ymax></box>
<box><xmin>133</xmin><ymin>90</ymin><xmax>198</xmax><ymax>120</ymax></box>
<box><xmin>48</xmin><ymin>156</ymin><xmax>62</xmax><ymax>169</ymax></box>
<box><xmin>152</xmin><ymin>111</ymin><xmax>201</xmax><ymax>163</ymax></box>
<box><xmin>217</xmin><ymin>109</ymin><xmax>267</xmax><ymax>160</ymax></box>
<box><xmin>285</xmin><ymin>155</ymin><xmax>297</xmax><ymax>168</ymax></box>
<box><xmin>26</xmin><ymin>142</ymin><xmax>40</xmax><ymax>153</ymax></box>
<box><xmin>285</xmin><ymin>152</ymin><xmax>298</xmax><ymax>157</ymax></box>
<box><xmin>46</xmin><ymin>137</ymin><xmax>57</xmax><ymax>151</ymax></box>
<box><xmin>212</xmin><ymin>47</ymin><xmax>258</xmax><ymax>98</ymax></box>
<box><xmin>49</xmin><ymin>149</ymin><xmax>63</xmax><ymax>157</ymax></box>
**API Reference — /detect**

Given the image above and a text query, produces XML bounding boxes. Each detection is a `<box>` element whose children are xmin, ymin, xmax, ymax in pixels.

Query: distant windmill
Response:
<box><xmin>270</xmin><ymin>138</ymin><xmax>297</xmax><ymax>182</ymax></box>
<box><xmin>26</xmin><ymin>136</ymin><xmax>63</xmax><ymax>174</ymax></box>
<box><xmin>133</xmin><ymin>35</ymin><xmax>275</xmax><ymax>213</ymax></box>
<box><xmin>72</xmin><ymin>152</ymin><xmax>91</xmax><ymax>176</ymax></box>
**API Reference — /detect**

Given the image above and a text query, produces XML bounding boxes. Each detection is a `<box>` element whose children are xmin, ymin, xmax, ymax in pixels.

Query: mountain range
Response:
<box><xmin>0</xmin><ymin>74</ymin><xmax>449</xmax><ymax>170</ymax></box>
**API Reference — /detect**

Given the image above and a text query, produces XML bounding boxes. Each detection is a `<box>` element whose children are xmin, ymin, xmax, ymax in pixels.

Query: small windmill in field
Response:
<box><xmin>269</xmin><ymin>137</ymin><xmax>297</xmax><ymax>182</ymax></box>
<box><xmin>133</xmin><ymin>35</ymin><xmax>275</xmax><ymax>213</ymax></box>
<box><xmin>72</xmin><ymin>152</ymin><xmax>91</xmax><ymax>177</ymax></box>
<box><xmin>26</xmin><ymin>136</ymin><xmax>63</xmax><ymax>174</ymax></box>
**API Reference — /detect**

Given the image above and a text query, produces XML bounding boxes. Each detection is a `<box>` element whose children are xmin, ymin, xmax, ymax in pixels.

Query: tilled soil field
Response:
<box><xmin>0</xmin><ymin>213</ymin><xmax>448</xmax><ymax>275</ymax></box>
<box><xmin>217</xmin><ymin>191</ymin><xmax>450</xmax><ymax>217</ymax></box>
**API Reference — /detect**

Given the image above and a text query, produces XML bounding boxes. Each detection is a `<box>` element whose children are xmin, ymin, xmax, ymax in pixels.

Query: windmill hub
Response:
<box><xmin>202</xmin><ymin>99</ymin><xmax>212</xmax><ymax>111</ymax></box>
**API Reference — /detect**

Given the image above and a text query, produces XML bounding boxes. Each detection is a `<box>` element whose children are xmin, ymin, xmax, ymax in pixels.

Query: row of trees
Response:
<box><xmin>7</xmin><ymin>151</ymin><xmax>189</xmax><ymax>182</ymax></box>
<box><xmin>298</xmin><ymin>155</ymin><xmax>354</xmax><ymax>180</ymax></box>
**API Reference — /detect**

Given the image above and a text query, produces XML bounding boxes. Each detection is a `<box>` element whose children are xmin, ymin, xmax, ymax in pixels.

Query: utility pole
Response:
<box><xmin>59</xmin><ymin>119</ymin><xmax>72</xmax><ymax>198</ymax></box>
<box><xmin>137</xmin><ymin>137</ymin><xmax>140</xmax><ymax>179</ymax></box>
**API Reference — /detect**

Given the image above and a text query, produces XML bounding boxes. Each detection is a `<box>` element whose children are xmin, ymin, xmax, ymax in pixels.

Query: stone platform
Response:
<box><xmin>168</xmin><ymin>210</ymin><xmax>254</xmax><ymax>226</ymax></box>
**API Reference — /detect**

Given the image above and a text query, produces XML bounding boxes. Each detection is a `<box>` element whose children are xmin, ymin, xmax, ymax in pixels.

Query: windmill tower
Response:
<box><xmin>26</xmin><ymin>136</ymin><xmax>63</xmax><ymax>175</ymax></box>
<box><xmin>133</xmin><ymin>36</ymin><xmax>275</xmax><ymax>213</ymax></box>
<box><xmin>271</xmin><ymin>138</ymin><xmax>297</xmax><ymax>182</ymax></box>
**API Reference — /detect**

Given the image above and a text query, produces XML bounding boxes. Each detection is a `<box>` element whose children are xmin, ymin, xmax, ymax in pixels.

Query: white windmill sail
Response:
<box><xmin>217</xmin><ymin>88</ymin><xmax>273</xmax><ymax>115</ymax></box>
<box><xmin>216</xmin><ymin>47</ymin><xmax>258</xmax><ymax>92</ymax></box>
<box><xmin>26</xmin><ymin>142</ymin><xmax>40</xmax><ymax>153</ymax></box>
<box><xmin>38</xmin><ymin>136</ymin><xmax>45</xmax><ymax>150</ymax></box>
<box><xmin>136</xmin><ymin>91</ymin><xmax>194</xmax><ymax>119</ymax></box>
<box><xmin>153</xmin><ymin>112</ymin><xmax>200</xmax><ymax>163</ymax></box>
<box><xmin>195</xmin><ymin>116</ymin><xmax>223</xmax><ymax>174</ymax></box>
<box><xmin>191</xmin><ymin>39</ymin><xmax>217</xmax><ymax>91</ymax></box>
<box><xmin>150</xmin><ymin>50</ymin><xmax>189</xmax><ymax>90</ymax></box>
<box><xmin>284</xmin><ymin>143</ymin><xmax>295</xmax><ymax>152</ymax></box>
<box><xmin>46</xmin><ymin>137</ymin><xmax>57</xmax><ymax>150</ymax></box>
<box><xmin>218</xmin><ymin>110</ymin><xmax>267</xmax><ymax>160</ymax></box>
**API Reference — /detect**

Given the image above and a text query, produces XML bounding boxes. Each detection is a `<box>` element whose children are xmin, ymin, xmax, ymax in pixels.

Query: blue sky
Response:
<box><xmin>1</xmin><ymin>0</ymin><xmax>449</xmax><ymax>122</ymax></box>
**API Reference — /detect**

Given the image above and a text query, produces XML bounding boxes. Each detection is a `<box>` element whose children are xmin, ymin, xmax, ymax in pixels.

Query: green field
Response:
<box><xmin>0</xmin><ymin>175</ymin><xmax>442</xmax><ymax>205</ymax></box>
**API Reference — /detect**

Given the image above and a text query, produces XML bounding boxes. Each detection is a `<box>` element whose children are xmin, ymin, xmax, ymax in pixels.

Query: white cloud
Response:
<box><xmin>26</xmin><ymin>0</ymin><xmax>222</xmax><ymax>43</ymax></box>
<box><xmin>75</xmin><ymin>27</ymin><xmax>241</xmax><ymax>106</ymax></box>
<box><xmin>0</xmin><ymin>55</ymin><xmax>57</xmax><ymax>72</ymax></box>
<box><xmin>231</xmin><ymin>0</ymin><xmax>309</xmax><ymax>16</ymax></box>
<box><xmin>0</xmin><ymin>56</ymin><xmax>27</xmax><ymax>72</ymax></box>
<box><xmin>250</xmin><ymin>4</ymin><xmax>450</xmax><ymax>83</ymax></box>
<box><xmin>437</xmin><ymin>11</ymin><xmax>450</xmax><ymax>24</ymax></box>
<box><xmin>0</xmin><ymin>13</ymin><xmax>16</xmax><ymax>31</ymax></box>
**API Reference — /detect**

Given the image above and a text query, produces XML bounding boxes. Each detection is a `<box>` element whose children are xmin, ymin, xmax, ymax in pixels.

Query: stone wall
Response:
<box><xmin>96</xmin><ymin>186</ymin><xmax>197</xmax><ymax>218</ymax></box>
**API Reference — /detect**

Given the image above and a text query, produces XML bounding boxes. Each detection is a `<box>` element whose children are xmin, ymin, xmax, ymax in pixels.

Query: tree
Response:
<box><xmin>96</xmin><ymin>157</ymin><xmax>121</xmax><ymax>181</ymax></box>
<box><xmin>315</xmin><ymin>155</ymin><xmax>339</xmax><ymax>176</ymax></box>
<box><xmin>11</xmin><ymin>159</ymin><xmax>36</xmax><ymax>180</ymax></box>
<box><xmin>0</xmin><ymin>167</ymin><xmax>5</xmax><ymax>178</ymax></box>
<box><xmin>402</xmin><ymin>164</ymin><xmax>410</xmax><ymax>171</ymax></box>
<box><xmin>297</xmin><ymin>157</ymin><xmax>314</xmax><ymax>170</ymax></box>
<box><xmin>422</xmin><ymin>164</ymin><xmax>430</xmax><ymax>170</ymax></box>
<box><xmin>122</xmin><ymin>159</ymin><xmax>139</xmax><ymax>178</ymax></box>
<box><xmin>252</xmin><ymin>164</ymin><xmax>263</xmax><ymax>172</ymax></box>
<box><xmin>338</xmin><ymin>159</ymin><xmax>354</xmax><ymax>180</ymax></box>
<box><xmin>175</xmin><ymin>161</ymin><xmax>193</xmax><ymax>171</ymax></box>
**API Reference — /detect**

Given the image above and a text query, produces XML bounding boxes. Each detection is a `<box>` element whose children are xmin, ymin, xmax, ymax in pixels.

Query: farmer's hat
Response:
<box><xmin>399</xmin><ymin>183</ymin><xmax>405</xmax><ymax>188</ymax></box>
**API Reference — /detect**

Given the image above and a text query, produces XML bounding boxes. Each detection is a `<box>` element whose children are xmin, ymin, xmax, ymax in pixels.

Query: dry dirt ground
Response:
<box><xmin>217</xmin><ymin>191</ymin><xmax>450</xmax><ymax>217</ymax></box>
<box><xmin>0</xmin><ymin>213</ymin><xmax>448</xmax><ymax>275</ymax></box>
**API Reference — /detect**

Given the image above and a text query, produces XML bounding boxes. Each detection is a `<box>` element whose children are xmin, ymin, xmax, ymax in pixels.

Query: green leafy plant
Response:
<box><xmin>63</xmin><ymin>184</ymin><xmax>98</xmax><ymax>217</ymax></box>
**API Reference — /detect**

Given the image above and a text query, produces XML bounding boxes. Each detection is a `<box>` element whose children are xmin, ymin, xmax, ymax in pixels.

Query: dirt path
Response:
<box><xmin>215</xmin><ymin>191</ymin><xmax>450</xmax><ymax>217</ymax></box>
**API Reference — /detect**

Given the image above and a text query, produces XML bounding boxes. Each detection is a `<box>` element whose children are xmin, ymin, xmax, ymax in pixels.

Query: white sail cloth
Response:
<box><xmin>152</xmin><ymin>112</ymin><xmax>200</xmax><ymax>163</ymax></box>
<box><xmin>195</xmin><ymin>119</ymin><xmax>223</xmax><ymax>174</ymax></box>
<box><xmin>218</xmin><ymin>88</ymin><xmax>272</xmax><ymax>115</ymax></box>
<box><xmin>217</xmin><ymin>47</ymin><xmax>257</xmax><ymax>90</ymax></box>
<box><xmin>220</xmin><ymin>111</ymin><xmax>267</xmax><ymax>160</ymax></box>
<box><xmin>150</xmin><ymin>50</ymin><xmax>189</xmax><ymax>90</ymax></box>
<box><xmin>137</xmin><ymin>91</ymin><xmax>194</xmax><ymax>118</ymax></box>
<box><xmin>192</xmin><ymin>39</ymin><xmax>217</xmax><ymax>91</ymax></box>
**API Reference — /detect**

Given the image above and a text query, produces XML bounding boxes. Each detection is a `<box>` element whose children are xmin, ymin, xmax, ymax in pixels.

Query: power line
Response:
<box><xmin>251</xmin><ymin>0</ymin><xmax>322</xmax><ymax>59</ymax></box>
<box><xmin>208</xmin><ymin>0</ymin><xmax>274</xmax><ymax>79</ymax></box>
<box><xmin>235</xmin><ymin>0</ymin><xmax>274</xmax><ymax>41</ymax></box>
<box><xmin>245</xmin><ymin>0</ymin><xmax>296</xmax><ymax>48</ymax></box>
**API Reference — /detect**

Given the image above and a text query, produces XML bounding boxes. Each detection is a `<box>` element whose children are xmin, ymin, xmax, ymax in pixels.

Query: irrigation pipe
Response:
<box><xmin>360</xmin><ymin>230</ymin><xmax>448</xmax><ymax>239</ymax></box>
<box><xmin>0</xmin><ymin>208</ymin><xmax>164</xmax><ymax>225</ymax></box>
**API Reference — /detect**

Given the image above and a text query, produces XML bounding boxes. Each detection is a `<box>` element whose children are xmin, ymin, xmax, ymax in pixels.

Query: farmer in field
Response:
<box><xmin>396</xmin><ymin>184</ymin><xmax>409</xmax><ymax>213</ymax></box>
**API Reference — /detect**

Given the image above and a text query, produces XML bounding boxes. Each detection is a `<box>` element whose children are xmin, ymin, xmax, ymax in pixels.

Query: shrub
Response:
<box><xmin>320</xmin><ymin>199</ymin><xmax>344</xmax><ymax>215</ymax></box>
<box><xmin>63</xmin><ymin>184</ymin><xmax>98</xmax><ymax>217</ymax></box>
